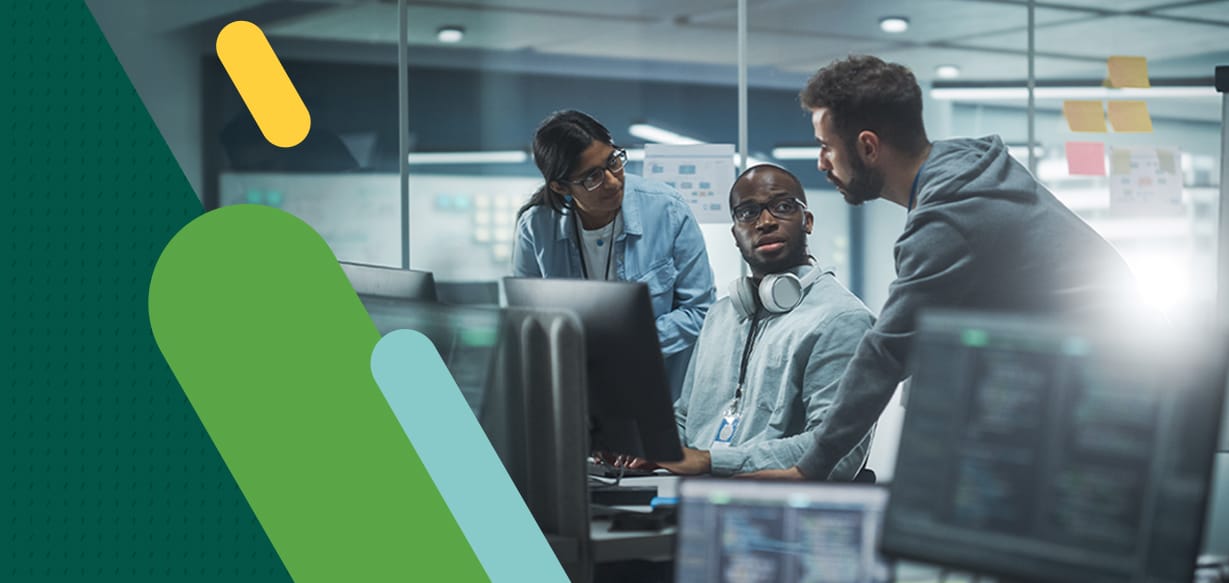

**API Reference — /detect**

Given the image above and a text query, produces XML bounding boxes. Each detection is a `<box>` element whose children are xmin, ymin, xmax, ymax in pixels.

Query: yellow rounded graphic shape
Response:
<box><xmin>216</xmin><ymin>21</ymin><xmax>311</xmax><ymax>148</ymax></box>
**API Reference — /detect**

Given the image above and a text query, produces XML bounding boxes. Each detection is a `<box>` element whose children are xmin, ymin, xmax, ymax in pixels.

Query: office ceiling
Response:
<box><xmin>131</xmin><ymin>0</ymin><xmax>1225</xmax><ymax>123</ymax></box>
<box><xmin>217</xmin><ymin>0</ymin><xmax>1229</xmax><ymax>83</ymax></box>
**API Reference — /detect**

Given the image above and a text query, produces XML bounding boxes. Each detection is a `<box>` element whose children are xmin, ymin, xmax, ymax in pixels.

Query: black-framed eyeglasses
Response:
<box><xmin>564</xmin><ymin>148</ymin><xmax>627</xmax><ymax>192</ymax></box>
<box><xmin>731</xmin><ymin>197</ymin><xmax>806</xmax><ymax>224</ymax></box>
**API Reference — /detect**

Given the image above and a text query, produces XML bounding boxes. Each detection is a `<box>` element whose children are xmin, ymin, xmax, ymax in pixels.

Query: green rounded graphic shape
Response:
<box><xmin>149</xmin><ymin>204</ymin><xmax>487</xmax><ymax>582</ymax></box>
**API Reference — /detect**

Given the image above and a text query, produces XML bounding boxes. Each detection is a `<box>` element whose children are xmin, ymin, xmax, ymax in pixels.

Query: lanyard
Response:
<box><xmin>907</xmin><ymin>160</ymin><xmax>927</xmax><ymax>212</ymax></box>
<box><xmin>570</xmin><ymin>209</ymin><xmax>619</xmax><ymax>280</ymax></box>
<box><xmin>733</xmin><ymin>309</ymin><xmax>763</xmax><ymax>410</ymax></box>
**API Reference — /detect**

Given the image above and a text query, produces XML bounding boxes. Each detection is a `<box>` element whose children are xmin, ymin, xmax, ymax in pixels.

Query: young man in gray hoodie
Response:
<box><xmin>752</xmin><ymin>55</ymin><xmax>1137</xmax><ymax>480</ymax></box>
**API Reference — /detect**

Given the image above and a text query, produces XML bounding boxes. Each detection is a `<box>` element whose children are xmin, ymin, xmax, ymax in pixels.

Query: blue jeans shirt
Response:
<box><xmin>674</xmin><ymin>268</ymin><xmax>875</xmax><ymax>477</ymax></box>
<box><xmin>512</xmin><ymin>174</ymin><xmax>716</xmax><ymax>398</ymax></box>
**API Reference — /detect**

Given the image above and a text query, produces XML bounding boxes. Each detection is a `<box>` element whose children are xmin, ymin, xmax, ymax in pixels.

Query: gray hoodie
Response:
<box><xmin>795</xmin><ymin>135</ymin><xmax>1137</xmax><ymax>479</ymax></box>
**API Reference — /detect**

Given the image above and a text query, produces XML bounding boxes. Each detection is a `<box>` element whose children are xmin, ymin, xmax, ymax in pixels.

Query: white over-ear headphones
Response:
<box><xmin>729</xmin><ymin>265</ymin><xmax>832</xmax><ymax>320</ymax></box>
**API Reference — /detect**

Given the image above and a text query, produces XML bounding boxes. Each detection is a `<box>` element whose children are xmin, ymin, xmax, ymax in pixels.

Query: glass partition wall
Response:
<box><xmin>138</xmin><ymin>1</ymin><xmax>1218</xmax><ymax>327</ymax></box>
<box><xmin>89</xmin><ymin>0</ymin><xmax>1228</xmax><ymax>559</ymax></box>
<box><xmin>397</xmin><ymin>1</ymin><xmax>742</xmax><ymax>285</ymax></box>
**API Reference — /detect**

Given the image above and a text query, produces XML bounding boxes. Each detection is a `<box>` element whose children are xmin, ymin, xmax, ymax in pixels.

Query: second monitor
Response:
<box><xmin>676</xmin><ymin>479</ymin><xmax>890</xmax><ymax>583</ymax></box>
<box><xmin>882</xmin><ymin>311</ymin><xmax>1227</xmax><ymax>583</ymax></box>
<box><xmin>504</xmin><ymin>277</ymin><xmax>683</xmax><ymax>463</ymax></box>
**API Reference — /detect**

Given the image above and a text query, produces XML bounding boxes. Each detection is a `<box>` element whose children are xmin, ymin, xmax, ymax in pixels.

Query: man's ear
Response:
<box><xmin>803</xmin><ymin>211</ymin><xmax>814</xmax><ymax>235</ymax></box>
<box><xmin>857</xmin><ymin>130</ymin><xmax>881</xmax><ymax>165</ymax></box>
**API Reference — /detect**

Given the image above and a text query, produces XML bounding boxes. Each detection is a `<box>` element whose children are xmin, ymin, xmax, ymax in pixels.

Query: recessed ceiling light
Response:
<box><xmin>628</xmin><ymin>123</ymin><xmax>702</xmax><ymax>145</ymax></box>
<box><xmin>935</xmin><ymin>65</ymin><xmax>961</xmax><ymax>79</ymax></box>
<box><xmin>436</xmin><ymin>26</ymin><xmax>465</xmax><ymax>43</ymax></box>
<box><xmin>930</xmin><ymin>86</ymin><xmax>1217</xmax><ymax>100</ymax></box>
<box><xmin>771</xmin><ymin>146</ymin><xmax>821</xmax><ymax>160</ymax></box>
<box><xmin>407</xmin><ymin>150</ymin><xmax>527</xmax><ymax>164</ymax></box>
<box><xmin>879</xmin><ymin>16</ymin><xmax>909</xmax><ymax>34</ymax></box>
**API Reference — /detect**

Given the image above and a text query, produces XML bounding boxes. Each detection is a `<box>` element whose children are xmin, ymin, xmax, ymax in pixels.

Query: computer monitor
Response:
<box><xmin>676</xmin><ymin>479</ymin><xmax>890</xmax><ymax>583</ymax></box>
<box><xmin>359</xmin><ymin>295</ymin><xmax>500</xmax><ymax>417</ymax></box>
<box><xmin>503</xmin><ymin>277</ymin><xmax>683</xmax><ymax>462</ymax></box>
<box><xmin>882</xmin><ymin>310</ymin><xmax>1227</xmax><ymax>583</ymax></box>
<box><xmin>435</xmin><ymin>280</ymin><xmax>500</xmax><ymax>306</ymax></box>
<box><xmin>341</xmin><ymin>261</ymin><xmax>437</xmax><ymax>302</ymax></box>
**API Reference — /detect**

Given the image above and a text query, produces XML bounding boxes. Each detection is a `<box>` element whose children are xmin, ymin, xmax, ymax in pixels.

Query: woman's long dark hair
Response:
<box><xmin>517</xmin><ymin>110</ymin><xmax>614</xmax><ymax>218</ymax></box>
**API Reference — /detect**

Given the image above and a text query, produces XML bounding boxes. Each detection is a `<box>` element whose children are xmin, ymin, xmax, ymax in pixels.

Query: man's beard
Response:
<box><xmin>830</xmin><ymin>154</ymin><xmax>885</xmax><ymax>206</ymax></box>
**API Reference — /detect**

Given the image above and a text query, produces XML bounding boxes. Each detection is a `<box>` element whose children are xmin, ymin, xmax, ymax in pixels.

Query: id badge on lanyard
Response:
<box><xmin>711</xmin><ymin>395</ymin><xmax>742</xmax><ymax>449</ymax></box>
<box><xmin>714</xmin><ymin>312</ymin><xmax>760</xmax><ymax>450</ymax></box>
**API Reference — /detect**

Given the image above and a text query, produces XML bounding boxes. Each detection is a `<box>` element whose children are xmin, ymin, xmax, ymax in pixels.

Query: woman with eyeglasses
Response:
<box><xmin>513</xmin><ymin>109</ymin><xmax>716</xmax><ymax>398</ymax></box>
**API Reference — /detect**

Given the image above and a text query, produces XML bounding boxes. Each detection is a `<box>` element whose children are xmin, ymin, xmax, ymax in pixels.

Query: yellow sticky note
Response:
<box><xmin>1107</xmin><ymin>56</ymin><xmax>1150</xmax><ymax>89</ymax></box>
<box><xmin>1107</xmin><ymin>101</ymin><xmax>1153</xmax><ymax>132</ymax></box>
<box><xmin>1110</xmin><ymin>148</ymin><xmax>1133</xmax><ymax>175</ymax></box>
<box><xmin>1063</xmin><ymin>101</ymin><xmax>1107</xmax><ymax>133</ymax></box>
<box><xmin>1157</xmin><ymin>149</ymin><xmax>1178</xmax><ymax>174</ymax></box>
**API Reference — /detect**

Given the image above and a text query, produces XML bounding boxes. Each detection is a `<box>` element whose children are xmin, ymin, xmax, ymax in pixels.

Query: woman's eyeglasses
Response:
<box><xmin>564</xmin><ymin>148</ymin><xmax>628</xmax><ymax>192</ymax></box>
<box><xmin>731</xmin><ymin>197</ymin><xmax>806</xmax><ymax>224</ymax></box>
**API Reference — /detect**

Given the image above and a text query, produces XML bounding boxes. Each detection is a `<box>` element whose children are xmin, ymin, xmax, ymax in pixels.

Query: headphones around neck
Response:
<box><xmin>729</xmin><ymin>264</ymin><xmax>832</xmax><ymax>320</ymax></box>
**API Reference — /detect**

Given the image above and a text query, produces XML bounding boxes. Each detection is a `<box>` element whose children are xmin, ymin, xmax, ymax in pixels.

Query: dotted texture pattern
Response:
<box><xmin>1</xmin><ymin>2</ymin><xmax>290</xmax><ymax>580</ymax></box>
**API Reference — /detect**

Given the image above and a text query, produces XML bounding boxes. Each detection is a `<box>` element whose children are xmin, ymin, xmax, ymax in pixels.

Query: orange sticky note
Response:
<box><xmin>1107</xmin><ymin>56</ymin><xmax>1150</xmax><ymax>89</ymax></box>
<box><xmin>1065</xmin><ymin>142</ymin><xmax>1106</xmax><ymax>176</ymax></box>
<box><xmin>1107</xmin><ymin>101</ymin><xmax>1153</xmax><ymax>132</ymax></box>
<box><xmin>1063</xmin><ymin>101</ymin><xmax>1107</xmax><ymax>132</ymax></box>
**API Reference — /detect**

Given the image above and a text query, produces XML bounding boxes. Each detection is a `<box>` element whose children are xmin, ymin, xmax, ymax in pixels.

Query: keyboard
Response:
<box><xmin>586</xmin><ymin>459</ymin><xmax>660</xmax><ymax>479</ymax></box>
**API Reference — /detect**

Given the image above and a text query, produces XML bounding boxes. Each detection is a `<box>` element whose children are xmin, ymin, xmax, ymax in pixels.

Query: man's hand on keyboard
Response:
<box><xmin>592</xmin><ymin>451</ymin><xmax>658</xmax><ymax>471</ymax></box>
<box><xmin>624</xmin><ymin>457</ymin><xmax>663</xmax><ymax>472</ymax></box>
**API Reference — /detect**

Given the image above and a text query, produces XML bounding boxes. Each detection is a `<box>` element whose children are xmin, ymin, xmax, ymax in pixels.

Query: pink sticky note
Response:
<box><xmin>1066</xmin><ymin>141</ymin><xmax>1106</xmax><ymax>176</ymax></box>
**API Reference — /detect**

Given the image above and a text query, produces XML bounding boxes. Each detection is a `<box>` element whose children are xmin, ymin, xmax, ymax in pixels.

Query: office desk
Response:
<box><xmin>590</xmin><ymin>521</ymin><xmax>675</xmax><ymax>563</ymax></box>
<box><xmin>596</xmin><ymin>474</ymin><xmax>678</xmax><ymax>497</ymax></box>
<box><xmin>589</xmin><ymin>475</ymin><xmax>678</xmax><ymax>564</ymax></box>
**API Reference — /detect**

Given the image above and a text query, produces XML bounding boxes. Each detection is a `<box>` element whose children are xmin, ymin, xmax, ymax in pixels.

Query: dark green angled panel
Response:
<box><xmin>1</xmin><ymin>1</ymin><xmax>289</xmax><ymax>580</ymax></box>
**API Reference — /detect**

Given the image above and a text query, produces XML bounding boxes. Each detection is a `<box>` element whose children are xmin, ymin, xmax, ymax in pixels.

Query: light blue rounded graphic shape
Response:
<box><xmin>370</xmin><ymin>329</ymin><xmax>567</xmax><ymax>583</ymax></box>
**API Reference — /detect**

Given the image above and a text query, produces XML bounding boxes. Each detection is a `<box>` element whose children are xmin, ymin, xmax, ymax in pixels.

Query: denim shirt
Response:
<box><xmin>512</xmin><ymin>174</ymin><xmax>716</xmax><ymax>396</ymax></box>
<box><xmin>673</xmin><ymin>268</ymin><xmax>875</xmax><ymax>477</ymax></box>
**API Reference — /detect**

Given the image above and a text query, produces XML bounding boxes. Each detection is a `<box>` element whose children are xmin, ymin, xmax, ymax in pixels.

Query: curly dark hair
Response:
<box><xmin>800</xmin><ymin>55</ymin><xmax>928</xmax><ymax>156</ymax></box>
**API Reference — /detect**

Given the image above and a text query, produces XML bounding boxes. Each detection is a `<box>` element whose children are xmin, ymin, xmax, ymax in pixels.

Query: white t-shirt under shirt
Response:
<box><xmin>578</xmin><ymin>213</ymin><xmax>622</xmax><ymax>280</ymax></box>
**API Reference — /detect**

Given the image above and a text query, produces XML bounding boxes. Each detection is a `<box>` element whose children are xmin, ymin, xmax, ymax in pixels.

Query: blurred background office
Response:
<box><xmin>87</xmin><ymin>0</ymin><xmax>1227</xmax><ymax>553</ymax></box>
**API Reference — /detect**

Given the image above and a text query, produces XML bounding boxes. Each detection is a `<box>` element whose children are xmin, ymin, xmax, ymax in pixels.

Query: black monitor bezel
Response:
<box><xmin>503</xmin><ymin>277</ymin><xmax>684</xmax><ymax>463</ymax></box>
<box><xmin>341</xmin><ymin>261</ymin><xmax>437</xmax><ymax>302</ymax></box>
<box><xmin>675</xmin><ymin>477</ymin><xmax>892</xmax><ymax>583</ymax></box>
<box><xmin>880</xmin><ymin>310</ymin><xmax>1228</xmax><ymax>583</ymax></box>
